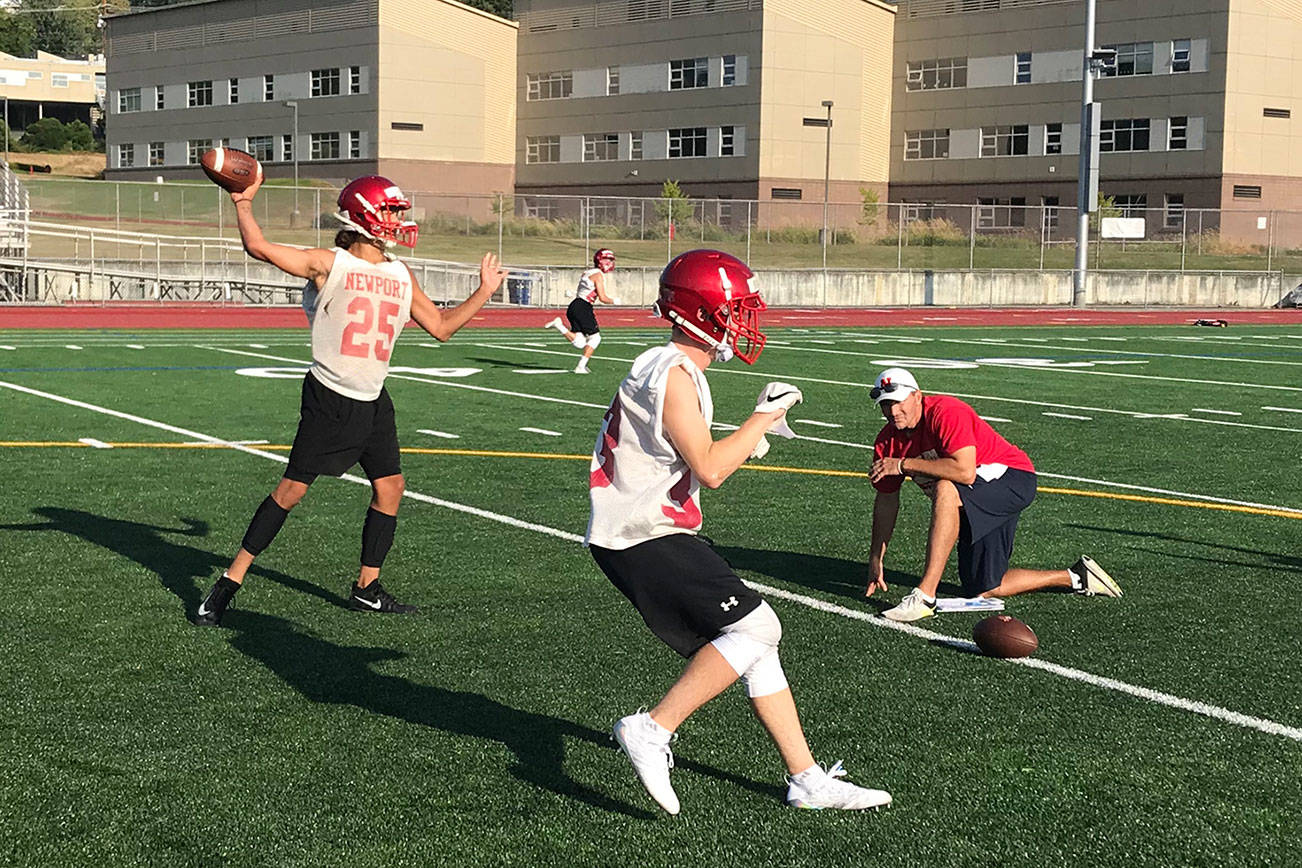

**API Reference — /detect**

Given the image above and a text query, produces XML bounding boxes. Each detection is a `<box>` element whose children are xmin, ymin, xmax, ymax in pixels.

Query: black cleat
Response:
<box><xmin>196</xmin><ymin>575</ymin><xmax>241</xmax><ymax>627</ymax></box>
<box><xmin>348</xmin><ymin>580</ymin><xmax>419</xmax><ymax>614</ymax></box>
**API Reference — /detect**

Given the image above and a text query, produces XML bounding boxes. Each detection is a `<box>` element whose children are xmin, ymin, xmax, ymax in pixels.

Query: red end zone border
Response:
<box><xmin>0</xmin><ymin>304</ymin><xmax>1298</xmax><ymax>330</ymax></box>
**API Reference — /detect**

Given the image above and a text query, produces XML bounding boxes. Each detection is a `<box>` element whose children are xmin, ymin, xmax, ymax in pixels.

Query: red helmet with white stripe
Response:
<box><xmin>654</xmin><ymin>249</ymin><xmax>767</xmax><ymax>364</ymax></box>
<box><xmin>593</xmin><ymin>248</ymin><xmax>616</xmax><ymax>273</ymax></box>
<box><xmin>336</xmin><ymin>175</ymin><xmax>419</xmax><ymax>248</ymax></box>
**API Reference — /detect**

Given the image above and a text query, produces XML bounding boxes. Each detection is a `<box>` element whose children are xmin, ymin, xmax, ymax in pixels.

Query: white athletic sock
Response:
<box><xmin>791</xmin><ymin>764</ymin><xmax>823</xmax><ymax>785</ymax></box>
<box><xmin>642</xmin><ymin>712</ymin><xmax>673</xmax><ymax>741</ymax></box>
<box><xmin>920</xmin><ymin>591</ymin><xmax>936</xmax><ymax>604</ymax></box>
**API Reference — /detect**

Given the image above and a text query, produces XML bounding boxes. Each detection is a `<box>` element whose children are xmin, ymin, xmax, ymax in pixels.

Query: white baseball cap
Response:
<box><xmin>871</xmin><ymin>367</ymin><xmax>920</xmax><ymax>404</ymax></box>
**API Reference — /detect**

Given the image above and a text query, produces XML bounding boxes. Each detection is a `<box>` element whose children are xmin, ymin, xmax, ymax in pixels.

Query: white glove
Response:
<box><xmin>754</xmin><ymin>382</ymin><xmax>802</xmax><ymax>439</ymax></box>
<box><xmin>608</xmin><ymin>297</ymin><xmax>621</xmax><ymax>305</ymax></box>
<box><xmin>749</xmin><ymin>434</ymin><xmax>771</xmax><ymax>461</ymax></box>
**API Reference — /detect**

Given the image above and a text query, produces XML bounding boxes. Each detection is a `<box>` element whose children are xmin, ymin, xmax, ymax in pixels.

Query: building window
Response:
<box><xmin>1015</xmin><ymin>52</ymin><xmax>1032</xmax><ymax>84</ymax></box>
<box><xmin>1233</xmin><ymin>185</ymin><xmax>1262</xmax><ymax>199</ymax></box>
<box><xmin>583</xmin><ymin>133</ymin><xmax>618</xmax><ymax>162</ymax></box>
<box><xmin>1264</xmin><ymin>107</ymin><xmax>1291</xmax><ymax>119</ymax></box>
<box><xmin>722</xmin><ymin>54</ymin><xmax>737</xmax><ymax>86</ymax></box>
<box><xmin>1111</xmin><ymin>193</ymin><xmax>1147</xmax><ymax>217</ymax></box>
<box><xmin>349</xmin><ymin>130</ymin><xmax>361</xmax><ymax>159</ymax></box>
<box><xmin>720</xmin><ymin>125</ymin><xmax>736</xmax><ymax>156</ymax></box>
<box><xmin>52</xmin><ymin>74</ymin><xmax>68</xmax><ymax>88</ymax></box>
<box><xmin>349</xmin><ymin>66</ymin><xmax>361</xmax><ymax>94</ymax></box>
<box><xmin>630</xmin><ymin>131</ymin><xmax>643</xmax><ymax>160</ymax></box>
<box><xmin>1103</xmin><ymin>42</ymin><xmax>1154</xmax><ymax>77</ymax></box>
<box><xmin>668</xmin><ymin>127</ymin><xmax>707</xmax><ymax>157</ymax></box>
<box><xmin>148</xmin><ymin>142</ymin><xmax>164</xmax><ymax>166</ymax></box>
<box><xmin>118</xmin><ymin>87</ymin><xmax>141</xmax><ymax>113</ymax></box>
<box><xmin>606</xmin><ymin>66</ymin><xmax>620</xmax><ymax>96</ymax></box>
<box><xmin>522</xmin><ymin>199</ymin><xmax>557</xmax><ymax>220</ymax></box>
<box><xmin>281</xmin><ymin>134</ymin><xmax>293</xmax><ymax>162</ymax></box>
<box><xmin>390</xmin><ymin>122</ymin><xmax>423</xmax><ymax>131</ymax></box>
<box><xmin>1045</xmin><ymin>123</ymin><xmax>1063</xmax><ymax>155</ymax></box>
<box><xmin>1172</xmin><ymin>39</ymin><xmax>1191</xmax><ymax>73</ymax></box>
<box><xmin>1168</xmin><ymin>116</ymin><xmax>1188</xmax><ymax>150</ymax></box>
<box><xmin>310</xmin><ymin>132</ymin><xmax>340</xmax><ymax>160</ymax></box>
<box><xmin>117</xmin><ymin>143</ymin><xmax>135</xmax><ymax>168</ymax></box>
<box><xmin>1164</xmin><ymin>194</ymin><xmax>1185</xmax><ymax>228</ymax></box>
<box><xmin>311</xmin><ymin>68</ymin><xmax>340</xmax><ymax>98</ymax></box>
<box><xmin>527</xmin><ymin>71</ymin><xmax>572</xmax><ymax>101</ymax></box>
<box><xmin>187</xmin><ymin>139</ymin><xmax>208</xmax><ymax>165</ymax></box>
<box><xmin>526</xmin><ymin>135</ymin><xmax>560</xmax><ymax>164</ymax></box>
<box><xmin>228</xmin><ymin>78</ymin><xmax>239</xmax><ymax>104</ymax></box>
<box><xmin>1100</xmin><ymin>118</ymin><xmax>1150</xmax><ymax>152</ymax></box>
<box><xmin>155</xmin><ymin>85</ymin><xmax>165</xmax><ymax>110</ymax></box>
<box><xmin>586</xmin><ymin>201</ymin><xmax>619</xmax><ymax>225</ymax></box>
<box><xmin>771</xmin><ymin>188</ymin><xmax>803</xmax><ymax>200</ymax></box>
<box><xmin>977</xmin><ymin>197</ymin><xmax>1027</xmax><ymax>228</ymax></box>
<box><xmin>669</xmin><ymin>58</ymin><xmax>708</xmax><ymax>90</ymax></box>
<box><xmin>980</xmin><ymin>125</ymin><xmax>1029</xmax><ymax>157</ymax></box>
<box><xmin>905</xmin><ymin>57</ymin><xmax>967</xmax><ymax>91</ymax></box>
<box><xmin>188</xmin><ymin>81</ymin><xmax>213</xmax><ymax>107</ymax></box>
<box><xmin>247</xmin><ymin>135</ymin><xmax>274</xmax><ymax>162</ymax></box>
<box><xmin>264</xmin><ymin>74</ymin><xmax>275</xmax><ymax>101</ymax></box>
<box><xmin>904</xmin><ymin>129</ymin><xmax>950</xmax><ymax>160</ymax></box>
<box><xmin>1042</xmin><ymin>196</ymin><xmax>1060</xmax><ymax>230</ymax></box>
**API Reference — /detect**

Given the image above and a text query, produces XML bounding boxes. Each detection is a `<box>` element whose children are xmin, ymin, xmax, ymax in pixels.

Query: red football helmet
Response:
<box><xmin>655</xmin><ymin>249</ymin><xmax>767</xmax><ymax>364</ymax></box>
<box><xmin>336</xmin><ymin>176</ymin><xmax>418</xmax><ymax>248</ymax></box>
<box><xmin>593</xmin><ymin>248</ymin><xmax>616</xmax><ymax>273</ymax></box>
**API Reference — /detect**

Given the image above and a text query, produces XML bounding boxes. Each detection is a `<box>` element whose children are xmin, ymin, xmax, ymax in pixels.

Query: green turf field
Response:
<box><xmin>1</xmin><ymin>324</ymin><xmax>1299</xmax><ymax>866</ymax></box>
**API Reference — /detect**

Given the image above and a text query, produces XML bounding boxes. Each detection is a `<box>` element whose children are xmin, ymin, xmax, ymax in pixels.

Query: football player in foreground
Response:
<box><xmin>196</xmin><ymin>174</ymin><xmax>508</xmax><ymax>626</ymax></box>
<box><xmin>586</xmin><ymin>249</ymin><xmax>891</xmax><ymax>815</ymax></box>
<box><xmin>544</xmin><ymin>248</ymin><xmax>617</xmax><ymax>374</ymax></box>
<box><xmin>865</xmin><ymin>367</ymin><xmax>1122</xmax><ymax>622</ymax></box>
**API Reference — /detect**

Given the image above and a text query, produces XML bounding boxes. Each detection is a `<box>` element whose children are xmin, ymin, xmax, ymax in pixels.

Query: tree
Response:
<box><xmin>656</xmin><ymin>179</ymin><xmax>694</xmax><ymax>224</ymax></box>
<box><xmin>20</xmin><ymin>117</ymin><xmax>68</xmax><ymax>151</ymax></box>
<box><xmin>64</xmin><ymin>119</ymin><xmax>95</xmax><ymax>151</ymax></box>
<box><xmin>0</xmin><ymin>9</ymin><xmax>37</xmax><ymax>57</ymax></box>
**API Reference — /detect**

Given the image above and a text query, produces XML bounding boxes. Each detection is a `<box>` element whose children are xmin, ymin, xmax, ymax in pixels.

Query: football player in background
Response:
<box><xmin>544</xmin><ymin>248</ymin><xmax>618</xmax><ymax>374</ymax></box>
<box><xmin>587</xmin><ymin>249</ymin><xmax>892</xmax><ymax>815</ymax></box>
<box><xmin>195</xmin><ymin>174</ymin><xmax>508</xmax><ymax>626</ymax></box>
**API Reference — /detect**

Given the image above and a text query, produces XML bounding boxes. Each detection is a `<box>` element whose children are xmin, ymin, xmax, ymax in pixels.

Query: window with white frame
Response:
<box><xmin>584</xmin><ymin>133</ymin><xmax>618</xmax><ymax>162</ymax></box>
<box><xmin>977</xmin><ymin>197</ymin><xmax>1027</xmax><ymax>228</ymax></box>
<box><xmin>630</xmin><ymin>131</ymin><xmax>643</xmax><ymax>160</ymax></box>
<box><xmin>1102</xmin><ymin>42</ymin><xmax>1154</xmax><ymax>77</ymax></box>
<box><xmin>627</xmin><ymin>200</ymin><xmax>645</xmax><ymax>226</ymax></box>
<box><xmin>311</xmin><ymin>69</ymin><xmax>340</xmax><ymax>98</ymax></box>
<box><xmin>155</xmin><ymin>85</ymin><xmax>164</xmax><ymax>109</ymax></box>
<box><xmin>1015</xmin><ymin>52</ymin><xmax>1032</xmax><ymax>84</ymax></box>
<box><xmin>188</xmin><ymin>81</ymin><xmax>213</xmax><ymax>107</ymax></box>
<box><xmin>980</xmin><ymin>125</ymin><xmax>1029</xmax><ymax>157</ymax></box>
<box><xmin>310</xmin><ymin>132</ymin><xmax>340</xmax><ymax>160</ymax></box>
<box><xmin>247</xmin><ymin>135</ymin><xmax>274</xmax><ymax>162</ymax></box>
<box><xmin>118</xmin><ymin>143</ymin><xmax>135</xmax><ymax>168</ymax></box>
<box><xmin>1164</xmin><ymin>193</ymin><xmax>1184</xmax><ymax>228</ymax></box>
<box><xmin>118</xmin><ymin>87</ymin><xmax>141</xmax><ymax>113</ymax></box>
<box><xmin>281</xmin><ymin>134</ymin><xmax>293</xmax><ymax>162</ymax></box>
<box><xmin>905</xmin><ymin>57</ymin><xmax>967</xmax><ymax>91</ymax></box>
<box><xmin>1100</xmin><ymin>118</ymin><xmax>1150</xmax><ymax>152</ymax></box>
<box><xmin>606</xmin><ymin>66</ymin><xmax>620</xmax><ymax>95</ymax></box>
<box><xmin>1111</xmin><ymin>193</ymin><xmax>1147</xmax><ymax>217</ymax></box>
<box><xmin>716</xmin><ymin>197</ymin><xmax>733</xmax><ymax>225</ymax></box>
<box><xmin>148</xmin><ymin>142</ymin><xmax>164</xmax><ymax>166</ymax></box>
<box><xmin>349</xmin><ymin>66</ymin><xmax>361</xmax><ymax>94</ymax></box>
<box><xmin>526</xmin><ymin>135</ymin><xmax>560</xmax><ymax>164</ymax></box>
<box><xmin>720</xmin><ymin>125</ymin><xmax>736</xmax><ymax>156</ymax></box>
<box><xmin>668</xmin><ymin>127</ymin><xmax>707</xmax><ymax>157</ymax></box>
<box><xmin>586</xmin><ymin>200</ymin><xmax>619</xmax><ymax>225</ymax></box>
<box><xmin>1045</xmin><ymin>123</ymin><xmax>1063</xmax><ymax>155</ymax></box>
<box><xmin>527</xmin><ymin>71</ymin><xmax>572</xmax><ymax>101</ymax></box>
<box><xmin>1172</xmin><ymin>39</ymin><xmax>1191</xmax><ymax>73</ymax></box>
<box><xmin>1042</xmin><ymin>196</ymin><xmax>1060</xmax><ymax>230</ymax></box>
<box><xmin>522</xmin><ymin>199</ymin><xmax>557</xmax><ymax>220</ymax></box>
<box><xmin>349</xmin><ymin>130</ymin><xmax>361</xmax><ymax>159</ymax></box>
<box><xmin>722</xmin><ymin>55</ymin><xmax>737</xmax><ymax>86</ymax></box>
<box><xmin>52</xmin><ymin>74</ymin><xmax>68</xmax><ymax>88</ymax></box>
<box><xmin>228</xmin><ymin>78</ymin><xmax>239</xmax><ymax>104</ymax></box>
<box><xmin>669</xmin><ymin>58</ymin><xmax>708</xmax><ymax>90</ymax></box>
<box><xmin>264</xmin><ymin>74</ymin><xmax>275</xmax><ymax>101</ymax></box>
<box><xmin>904</xmin><ymin>129</ymin><xmax>949</xmax><ymax>160</ymax></box>
<box><xmin>1168</xmin><ymin>116</ymin><xmax>1188</xmax><ymax>150</ymax></box>
<box><xmin>187</xmin><ymin>139</ymin><xmax>208</xmax><ymax>165</ymax></box>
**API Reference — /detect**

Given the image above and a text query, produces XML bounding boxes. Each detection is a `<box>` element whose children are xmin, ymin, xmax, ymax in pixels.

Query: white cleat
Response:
<box><xmin>882</xmin><ymin>587</ymin><xmax>937</xmax><ymax>623</ymax></box>
<box><xmin>1073</xmin><ymin>555</ymin><xmax>1122</xmax><ymax>597</ymax></box>
<box><xmin>543</xmin><ymin>317</ymin><xmax>563</xmax><ymax>332</ymax></box>
<box><xmin>786</xmin><ymin>761</ymin><xmax>892</xmax><ymax>811</ymax></box>
<box><xmin>574</xmin><ymin>365</ymin><xmax>590</xmax><ymax>374</ymax></box>
<box><xmin>613</xmin><ymin>712</ymin><xmax>680</xmax><ymax>815</ymax></box>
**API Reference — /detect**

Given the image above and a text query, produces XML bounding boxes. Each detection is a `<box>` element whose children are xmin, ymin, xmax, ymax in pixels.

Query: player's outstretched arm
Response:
<box><xmin>408</xmin><ymin>253</ymin><xmax>509</xmax><ymax>342</ymax></box>
<box><xmin>593</xmin><ymin>271</ymin><xmax>616</xmax><ymax>305</ymax></box>
<box><xmin>866</xmin><ymin>489</ymin><xmax>900</xmax><ymax>597</ymax></box>
<box><xmin>662</xmin><ymin>367</ymin><xmax>785</xmax><ymax>490</ymax></box>
<box><xmin>230</xmin><ymin>176</ymin><xmax>333</xmax><ymax>282</ymax></box>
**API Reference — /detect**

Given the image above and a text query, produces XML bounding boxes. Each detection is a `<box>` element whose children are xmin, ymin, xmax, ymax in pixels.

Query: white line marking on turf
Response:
<box><xmin>512</xmin><ymin>369</ymin><xmax>569</xmax><ymax>375</ymax></box>
<box><xmin>794</xmin><ymin>420</ymin><xmax>844</xmax><ymax>428</ymax></box>
<box><xmin>1263</xmin><ymin>406</ymin><xmax>1302</xmax><ymax>414</ymax></box>
<box><xmin>127</xmin><ymin>344</ymin><xmax>145</xmax><ymax>350</ymax></box>
<box><xmin>1192</xmin><ymin>408</ymin><xmax>1242</xmax><ymax>416</ymax></box>
<box><xmin>520</xmin><ymin>427</ymin><xmax>563</xmax><ymax>437</ymax></box>
<box><xmin>1043</xmin><ymin>412</ymin><xmax>1092</xmax><ymax>420</ymax></box>
<box><xmin>248</xmin><ymin>343</ymin><xmax>268</xmax><ymax>349</ymax></box>
<box><xmin>979</xmin><ymin>416</ymin><xmax>1013</xmax><ymax>423</ymax></box>
<box><xmin>0</xmin><ymin>345</ymin><xmax>13</xmax><ymax>350</ymax></box>
<box><xmin>4</xmin><ymin>377</ymin><xmax>1299</xmax><ymax>743</ymax></box>
<box><xmin>78</xmin><ymin>438</ymin><xmax>112</xmax><ymax>449</ymax></box>
<box><xmin>65</xmin><ymin>345</ymin><xmax>82</xmax><ymax>350</ymax></box>
<box><xmin>418</xmin><ymin>429</ymin><xmax>460</xmax><ymax>439</ymax></box>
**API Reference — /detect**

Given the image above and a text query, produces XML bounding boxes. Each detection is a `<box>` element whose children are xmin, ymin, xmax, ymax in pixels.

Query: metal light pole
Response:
<box><xmin>3</xmin><ymin>96</ymin><xmax>9</xmax><ymax>165</ymax></box>
<box><xmin>1073</xmin><ymin>0</ymin><xmax>1109</xmax><ymax>306</ymax></box>
<box><xmin>803</xmin><ymin>100</ymin><xmax>834</xmax><ymax>270</ymax></box>
<box><xmin>285</xmin><ymin>99</ymin><xmax>299</xmax><ymax>223</ymax></box>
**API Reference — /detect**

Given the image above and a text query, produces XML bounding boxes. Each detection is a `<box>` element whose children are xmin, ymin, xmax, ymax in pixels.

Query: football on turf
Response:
<box><xmin>973</xmin><ymin>614</ymin><xmax>1038</xmax><ymax>659</ymax></box>
<box><xmin>201</xmin><ymin>147</ymin><xmax>261</xmax><ymax>193</ymax></box>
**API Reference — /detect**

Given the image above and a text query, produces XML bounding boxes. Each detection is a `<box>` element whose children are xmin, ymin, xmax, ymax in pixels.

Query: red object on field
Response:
<box><xmin>669</xmin><ymin>221</ymin><xmax>675</xmax><ymax>241</ymax></box>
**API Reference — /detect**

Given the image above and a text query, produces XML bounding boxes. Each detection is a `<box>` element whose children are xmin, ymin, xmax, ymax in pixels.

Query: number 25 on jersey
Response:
<box><xmin>341</xmin><ymin>297</ymin><xmax>401</xmax><ymax>362</ymax></box>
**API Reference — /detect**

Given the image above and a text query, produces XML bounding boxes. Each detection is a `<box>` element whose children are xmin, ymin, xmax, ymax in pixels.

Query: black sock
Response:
<box><xmin>241</xmin><ymin>496</ymin><xmax>290</xmax><ymax>555</ymax></box>
<box><xmin>361</xmin><ymin>508</ymin><xmax>397</xmax><ymax>569</ymax></box>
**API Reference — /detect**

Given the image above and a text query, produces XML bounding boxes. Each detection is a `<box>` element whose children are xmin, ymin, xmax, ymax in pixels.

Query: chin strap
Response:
<box><xmin>656</xmin><ymin>302</ymin><xmax>733</xmax><ymax>361</ymax></box>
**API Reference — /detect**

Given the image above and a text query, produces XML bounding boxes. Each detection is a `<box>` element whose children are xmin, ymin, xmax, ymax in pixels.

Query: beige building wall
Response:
<box><xmin>376</xmin><ymin>0</ymin><xmax>517</xmax><ymax>194</ymax></box>
<box><xmin>0</xmin><ymin>50</ymin><xmax>103</xmax><ymax>127</ymax></box>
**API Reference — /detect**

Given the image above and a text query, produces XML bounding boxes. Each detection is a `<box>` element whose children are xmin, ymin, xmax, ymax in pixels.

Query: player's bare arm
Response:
<box><xmin>870</xmin><ymin>445</ymin><xmax>977</xmax><ymax>486</ymax></box>
<box><xmin>866</xmin><ymin>489</ymin><xmax>900</xmax><ymax>597</ymax></box>
<box><xmin>408</xmin><ymin>253</ymin><xmax>509</xmax><ymax>341</ymax></box>
<box><xmin>230</xmin><ymin>176</ymin><xmax>334</xmax><ymax>286</ymax></box>
<box><xmin>662</xmin><ymin>367</ymin><xmax>783</xmax><ymax>489</ymax></box>
<box><xmin>593</xmin><ymin>272</ymin><xmax>615</xmax><ymax>305</ymax></box>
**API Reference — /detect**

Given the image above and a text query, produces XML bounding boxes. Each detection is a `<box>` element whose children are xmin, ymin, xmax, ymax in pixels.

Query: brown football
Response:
<box><xmin>973</xmin><ymin>614</ymin><xmax>1038</xmax><ymax>659</ymax></box>
<box><xmin>200</xmin><ymin>147</ymin><xmax>261</xmax><ymax>193</ymax></box>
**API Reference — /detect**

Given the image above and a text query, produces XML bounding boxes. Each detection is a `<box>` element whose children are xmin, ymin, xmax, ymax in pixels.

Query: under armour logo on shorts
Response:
<box><xmin>720</xmin><ymin>596</ymin><xmax>739</xmax><ymax>611</ymax></box>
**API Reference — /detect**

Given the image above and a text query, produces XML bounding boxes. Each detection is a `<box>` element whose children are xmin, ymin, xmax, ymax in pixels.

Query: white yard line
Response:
<box><xmin>979</xmin><ymin>416</ymin><xmax>1013</xmax><ymax>423</ymax></box>
<box><xmin>1192</xmin><ymin>408</ymin><xmax>1242</xmax><ymax>416</ymax></box>
<box><xmin>793</xmin><ymin>419</ymin><xmax>844</xmax><ymax>428</ymax></box>
<box><xmin>0</xmin><ymin>345</ymin><xmax>14</xmax><ymax>350</ymax></box>
<box><xmin>1043</xmin><ymin>412</ymin><xmax>1092</xmax><ymax>420</ymax></box>
<box><xmin>520</xmin><ymin>427</ymin><xmax>563</xmax><ymax>437</ymax></box>
<box><xmin>127</xmin><ymin>344</ymin><xmax>145</xmax><ymax>350</ymax></box>
<box><xmin>1263</xmin><ymin>406</ymin><xmax>1302</xmax><ymax>414</ymax></box>
<box><xmin>1</xmin><ymin>375</ymin><xmax>1298</xmax><ymax>743</ymax></box>
<box><xmin>65</xmin><ymin>345</ymin><xmax>82</xmax><ymax>350</ymax></box>
<box><xmin>418</xmin><ymin>429</ymin><xmax>460</xmax><ymax>439</ymax></box>
<box><xmin>78</xmin><ymin>437</ymin><xmax>112</xmax><ymax>449</ymax></box>
<box><xmin>512</xmin><ymin>369</ymin><xmax>570</xmax><ymax>375</ymax></box>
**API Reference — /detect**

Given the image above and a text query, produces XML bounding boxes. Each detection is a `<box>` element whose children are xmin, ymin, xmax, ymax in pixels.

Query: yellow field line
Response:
<box><xmin>3</xmin><ymin>440</ymin><xmax>1300</xmax><ymax>520</ymax></box>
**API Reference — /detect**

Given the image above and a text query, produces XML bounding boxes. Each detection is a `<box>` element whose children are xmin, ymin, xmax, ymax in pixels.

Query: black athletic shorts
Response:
<box><xmin>955</xmin><ymin>468</ymin><xmax>1037</xmax><ymax>595</ymax></box>
<box><xmin>285</xmin><ymin>373</ymin><xmax>402</xmax><ymax>484</ymax></box>
<box><xmin>590</xmin><ymin>534</ymin><xmax>763</xmax><ymax>658</ymax></box>
<box><xmin>566</xmin><ymin>298</ymin><xmax>600</xmax><ymax>336</ymax></box>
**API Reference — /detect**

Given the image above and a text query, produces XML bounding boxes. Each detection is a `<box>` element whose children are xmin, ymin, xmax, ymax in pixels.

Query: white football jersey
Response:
<box><xmin>575</xmin><ymin>267</ymin><xmax>602</xmax><ymax>303</ymax></box>
<box><xmin>303</xmin><ymin>248</ymin><xmax>413</xmax><ymax>401</ymax></box>
<box><xmin>585</xmin><ymin>344</ymin><xmax>714</xmax><ymax>550</ymax></box>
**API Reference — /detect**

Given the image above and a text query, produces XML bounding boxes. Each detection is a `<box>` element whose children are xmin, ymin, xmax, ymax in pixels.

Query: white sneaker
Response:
<box><xmin>543</xmin><ymin>317</ymin><xmax>563</xmax><ymax>332</ymax></box>
<box><xmin>574</xmin><ymin>364</ymin><xmax>590</xmax><ymax>374</ymax></box>
<box><xmin>882</xmin><ymin>588</ymin><xmax>937</xmax><ymax>622</ymax></box>
<box><xmin>786</xmin><ymin>761</ymin><xmax>891</xmax><ymax>811</ymax></box>
<box><xmin>613</xmin><ymin>712</ymin><xmax>679</xmax><ymax>815</ymax></box>
<box><xmin>1072</xmin><ymin>555</ymin><xmax>1122</xmax><ymax>597</ymax></box>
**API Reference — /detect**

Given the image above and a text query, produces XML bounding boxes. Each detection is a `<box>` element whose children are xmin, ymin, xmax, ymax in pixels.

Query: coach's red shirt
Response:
<box><xmin>872</xmin><ymin>394</ymin><xmax>1034</xmax><ymax>493</ymax></box>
